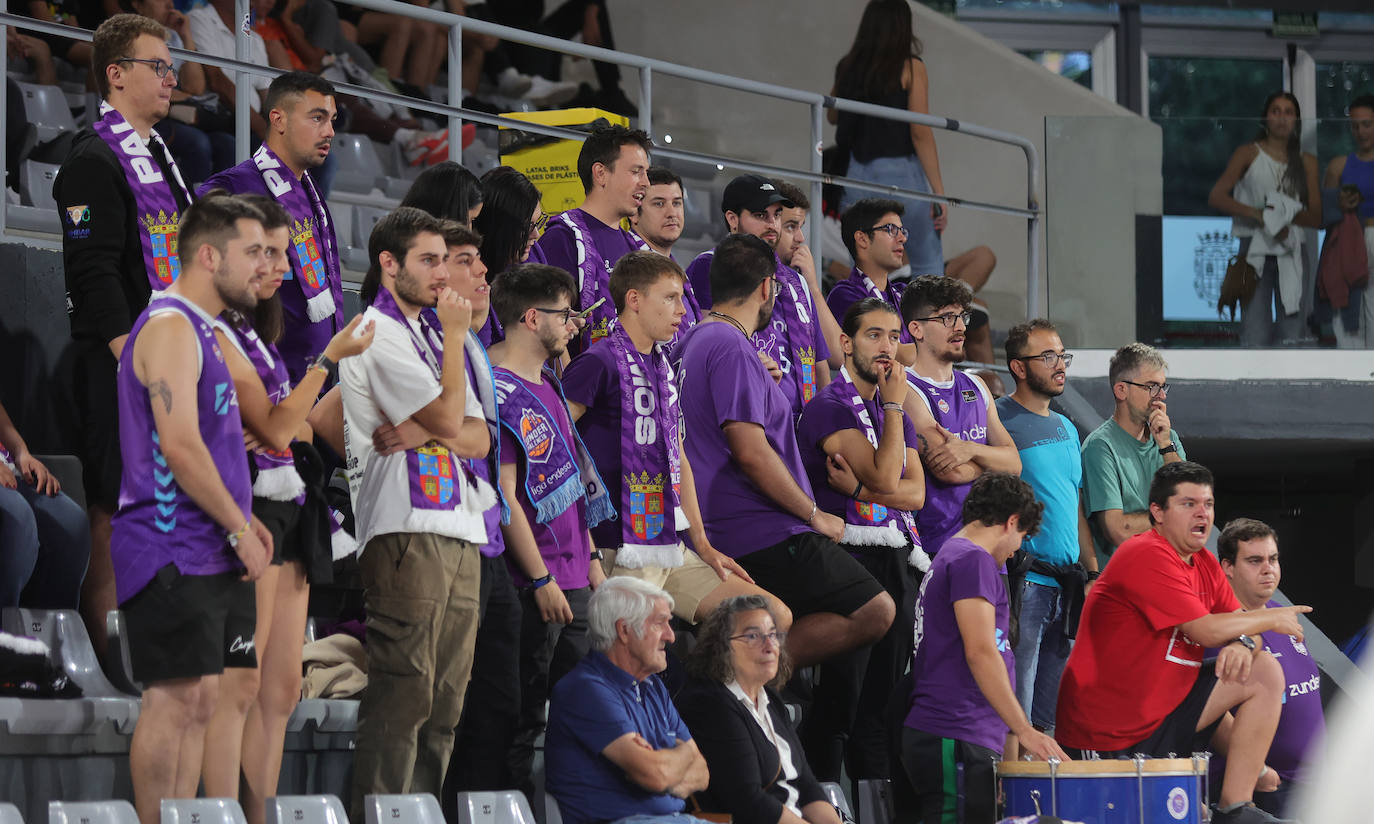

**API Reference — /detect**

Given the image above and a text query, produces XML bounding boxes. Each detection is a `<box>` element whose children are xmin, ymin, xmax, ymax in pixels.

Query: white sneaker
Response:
<box><xmin>523</xmin><ymin>75</ymin><xmax>580</xmax><ymax>107</ymax></box>
<box><xmin>496</xmin><ymin>67</ymin><xmax>533</xmax><ymax>98</ymax></box>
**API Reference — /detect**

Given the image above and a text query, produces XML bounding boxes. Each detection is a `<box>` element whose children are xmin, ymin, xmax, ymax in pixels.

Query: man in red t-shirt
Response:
<box><xmin>1055</xmin><ymin>462</ymin><xmax>1311</xmax><ymax>824</ymax></box>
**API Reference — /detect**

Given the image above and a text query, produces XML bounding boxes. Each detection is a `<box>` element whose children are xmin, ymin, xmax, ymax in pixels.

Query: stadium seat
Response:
<box><xmin>329</xmin><ymin>136</ymin><xmax>384</xmax><ymax>195</ymax></box>
<box><xmin>19</xmin><ymin>162</ymin><xmax>60</xmax><ymax>211</ymax></box>
<box><xmin>540</xmin><ymin>795</ymin><xmax>560</xmax><ymax>824</ymax></box>
<box><xmin>103</xmin><ymin>611</ymin><xmax>140</xmax><ymax>697</ymax></box>
<box><xmin>363</xmin><ymin>795</ymin><xmax>444</xmax><ymax>824</ymax></box>
<box><xmin>1</xmin><ymin>609</ymin><xmax>125</xmax><ymax>701</ymax></box>
<box><xmin>352</xmin><ymin>206</ymin><xmax>390</xmax><ymax>251</ymax></box>
<box><xmin>0</xmin><ymin>804</ymin><xmax>18</xmax><ymax>824</ymax></box>
<box><xmin>49</xmin><ymin>799</ymin><xmax>139</xmax><ymax>824</ymax></box>
<box><xmin>820</xmin><ymin>782</ymin><xmax>853</xmax><ymax>822</ymax></box>
<box><xmin>453</xmin><ymin>792</ymin><xmax>536</xmax><ymax>824</ymax></box>
<box><xmin>14</xmin><ymin>82</ymin><xmax>76</xmax><ymax>144</ymax></box>
<box><xmin>6</xmin><ymin>204</ymin><xmax>61</xmax><ymax>234</ymax></box>
<box><xmin>160</xmin><ymin>798</ymin><xmax>248</xmax><ymax>824</ymax></box>
<box><xmin>31</xmin><ymin>455</ymin><xmax>83</xmax><ymax>512</ymax></box>
<box><xmin>856</xmin><ymin>779</ymin><xmax>893</xmax><ymax>824</ymax></box>
<box><xmin>264</xmin><ymin>796</ymin><xmax>349</xmax><ymax>824</ymax></box>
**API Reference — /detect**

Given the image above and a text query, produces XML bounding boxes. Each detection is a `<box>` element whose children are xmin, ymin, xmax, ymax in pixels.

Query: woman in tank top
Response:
<box><xmin>1320</xmin><ymin>94</ymin><xmax>1374</xmax><ymax>348</ymax></box>
<box><xmin>830</xmin><ymin>0</ymin><xmax>946</xmax><ymax>277</ymax></box>
<box><xmin>1208</xmin><ymin>91</ymin><xmax>1320</xmax><ymax>346</ymax></box>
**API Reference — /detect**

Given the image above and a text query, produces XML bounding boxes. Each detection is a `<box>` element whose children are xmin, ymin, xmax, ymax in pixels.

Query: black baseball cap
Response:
<box><xmin>721</xmin><ymin>174</ymin><xmax>793</xmax><ymax>215</ymax></box>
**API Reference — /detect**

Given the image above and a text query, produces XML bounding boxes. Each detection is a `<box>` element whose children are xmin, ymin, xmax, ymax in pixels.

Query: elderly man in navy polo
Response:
<box><xmin>546</xmin><ymin>577</ymin><xmax>710</xmax><ymax>824</ymax></box>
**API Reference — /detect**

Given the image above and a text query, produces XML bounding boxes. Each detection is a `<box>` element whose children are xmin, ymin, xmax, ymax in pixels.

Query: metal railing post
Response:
<box><xmin>639</xmin><ymin>66</ymin><xmax>651</xmax><ymax>138</ymax></box>
<box><xmin>234</xmin><ymin>0</ymin><xmax>250</xmax><ymax>162</ymax></box>
<box><xmin>1024</xmin><ymin>142</ymin><xmax>1041</xmax><ymax>319</ymax></box>
<box><xmin>809</xmin><ymin>102</ymin><xmax>823</xmax><ymax>266</ymax></box>
<box><xmin>448</xmin><ymin>22</ymin><xmax>462</xmax><ymax>163</ymax></box>
<box><xmin>1</xmin><ymin>22</ymin><xmax>8</xmax><ymax>238</ymax></box>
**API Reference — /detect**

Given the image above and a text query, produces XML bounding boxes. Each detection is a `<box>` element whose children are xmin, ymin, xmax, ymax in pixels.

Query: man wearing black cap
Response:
<box><xmin>685</xmin><ymin>174</ymin><xmax>832</xmax><ymax>415</ymax></box>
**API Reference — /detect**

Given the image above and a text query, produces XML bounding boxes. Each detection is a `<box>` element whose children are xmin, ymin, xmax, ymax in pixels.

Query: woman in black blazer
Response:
<box><xmin>676</xmin><ymin>595</ymin><xmax>843</xmax><ymax>824</ymax></box>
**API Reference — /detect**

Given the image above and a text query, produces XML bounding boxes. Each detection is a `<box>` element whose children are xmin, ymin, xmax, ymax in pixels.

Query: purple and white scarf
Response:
<box><xmin>605</xmin><ymin>321</ymin><xmax>686</xmax><ymax>566</ymax></box>
<box><xmin>493</xmin><ymin>365</ymin><xmax>614</xmax><ymax>527</ymax></box>
<box><xmin>251</xmin><ymin>144</ymin><xmax>340</xmax><ymax>323</ymax></box>
<box><xmin>669</xmin><ymin>254</ymin><xmax>703</xmax><ymax>349</ymax></box>
<box><xmin>556</xmin><ymin>208</ymin><xmax>649</xmax><ymax>346</ymax></box>
<box><xmin>833</xmin><ymin>367</ymin><xmax>930</xmax><ymax>570</ymax></box>
<box><xmin>216</xmin><ymin>318</ymin><xmax>307</xmax><ymax>503</ymax></box>
<box><xmin>756</xmin><ymin>260</ymin><xmax>820</xmax><ymax>406</ymax></box>
<box><xmin>90</xmin><ymin>102</ymin><xmax>192</xmax><ymax>289</ymax></box>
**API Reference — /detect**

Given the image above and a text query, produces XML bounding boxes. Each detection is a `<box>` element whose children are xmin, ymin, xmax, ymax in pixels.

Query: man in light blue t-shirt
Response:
<box><xmin>996</xmin><ymin>319</ymin><xmax>1099</xmax><ymax>733</ymax></box>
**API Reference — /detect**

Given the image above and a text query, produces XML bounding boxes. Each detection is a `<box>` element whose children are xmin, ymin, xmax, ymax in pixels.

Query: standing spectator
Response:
<box><xmin>536</xmin><ymin>125</ymin><xmax>652</xmax><ymax>356</ymax></box>
<box><xmin>1216</xmin><ymin>518</ymin><xmax>1325</xmax><ymax>818</ymax></box>
<box><xmin>401</xmin><ymin>161</ymin><xmax>485</xmax><ymax>226</ymax></box>
<box><xmin>676</xmin><ymin>595</ymin><xmax>842</xmax><ymax>824</ymax></box>
<box><xmin>829</xmin><ymin>198</ymin><xmax>915</xmax><ymax>365</ymax></box>
<box><xmin>1318</xmin><ymin>94</ymin><xmax>1374</xmax><ymax>347</ymax></box>
<box><xmin>1081</xmin><ymin>342</ymin><xmax>1185</xmax><ymax>568</ymax></box>
<box><xmin>113</xmin><ymin>194</ymin><xmax>274</xmax><ymax>824</ymax></box>
<box><xmin>340</xmin><ymin>207</ymin><xmax>491</xmax><ymax>817</ymax></box>
<box><xmin>901</xmin><ymin>474</ymin><xmax>1065</xmax><ymax>824</ymax></box>
<box><xmin>0</xmin><ymin>399</ymin><xmax>89</xmax><ymax>609</ymax></box>
<box><xmin>633</xmin><ymin>166</ymin><xmax>685</xmax><ymax>260</ymax></box>
<box><xmin>831</xmin><ymin>0</ymin><xmax>946</xmax><ymax>278</ymax></box>
<box><xmin>794</xmin><ymin>297</ymin><xmax>925</xmax><ymax>783</ymax></box>
<box><xmin>899</xmin><ymin>275</ymin><xmax>1020</xmax><ymax>555</ymax></box>
<box><xmin>1208</xmin><ymin>92</ymin><xmax>1320</xmax><ymax>346</ymax></box>
<box><xmin>563</xmin><ymin>251</ymin><xmax>784</xmax><ymax>628</ymax></box>
<box><xmin>1056</xmin><ymin>462</ymin><xmax>1311</xmax><ymax>824</ymax></box>
<box><xmin>773</xmin><ymin>181</ymin><xmax>843</xmax><ymax>370</ymax></box>
<box><xmin>202</xmin><ymin>72</ymin><xmax>346</xmax><ymax>384</ymax></box>
<box><xmin>997</xmin><ymin>319</ymin><xmax>1097</xmax><ymax>736</ymax></box>
<box><xmin>487</xmin><ymin>263</ymin><xmax>615</xmax><ymax>796</ymax></box>
<box><xmin>672</xmin><ymin>234</ymin><xmax>893</xmax><ymax>670</ymax></box>
<box><xmin>545</xmin><ymin>578</ymin><xmax>709</xmax><ymax>824</ymax></box>
<box><xmin>55</xmin><ymin>13</ymin><xmax>195</xmax><ymax>661</ymax></box>
<box><xmin>473</xmin><ymin>166</ymin><xmax>546</xmax><ymax>345</ymax></box>
<box><xmin>685</xmin><ymin>176</ymin><xmax>833</xmax><ymax>416</ymax></box>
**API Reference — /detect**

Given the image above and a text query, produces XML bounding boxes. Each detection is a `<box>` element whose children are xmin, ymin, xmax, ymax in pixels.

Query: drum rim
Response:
<box><xmin>996</xmin><ymin>758</ymin><xmax>1203</xmax><ymax>776</ymax></box>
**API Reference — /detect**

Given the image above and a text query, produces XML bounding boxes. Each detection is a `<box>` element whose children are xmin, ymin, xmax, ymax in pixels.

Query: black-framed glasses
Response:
<box><xmin>1012</xmin><ymin>351</ymin><xmax>1074</xmax><ymax>368</ymax></box>
<box><xmin>525</xmin><ymin>213</ymin><xmax>549</xmax><ymax>236</ymax></box>
<box><xmin>118</xmin><ymin>57</ymin><xmax>176</xmax><ymax>79</ymax></box>
<box><xmin>913</xmin><ymin>311</ymin><xmax>973</xmax><ymax>329</ymax></box>
<box><xmin>1121</xmin><ymin>379</ymin><xmax>1169</xmax><ymax>398</ymax></box>
<box><xmin>729</xmin><ymin>630</ymin><xmax>786</xmax><ymax>648</ymax></box>
<box><xmin>533</xmin><ymin>306</ymin><xmax>574</xmax><ymax>324</ymax></box>
<box><xmin>867</xmin><ymin>223</ymin><xmax>909</xmax><ymax>240</ymax></box>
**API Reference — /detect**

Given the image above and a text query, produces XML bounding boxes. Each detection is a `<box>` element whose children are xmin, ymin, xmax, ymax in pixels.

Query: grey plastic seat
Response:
<box><xmin>820</xmin><ymin>782</ymin><xmax>852</xmax><ymax>822</ymax></box>
<box><xmin>160</xmin><ymin>798</ymin><xmax>248</xmax><ymax>824</ymax></box>
<box><xmin>363</xmin><ymin>795</ymin><xmax>444</xmax><ymax>824</ymax></box>
<box><xmin>856</xmin><ymin>779</ymin><xmax>892</xmax><ymax>824</ymax></box>
<box><xmin>329</xmin><ymin>135</ymin><xmax>384</xmax><ymax>195</ymax></box>
<box><xmin>540</xmin><ymin>795</ymin><xmax>561</xmax><ymax>824</ymax></box>
<box><xmin>352</xmin><ymin>205</ymin><xmax>390</xmax><ymax>250</ymax></box>
<box><xmin>15</xmin><ymin>81</ymin><xmax>76</xmax><ymax>143</ymax></box>
<box><xmin>104</xmin><ymin>610</ymin><xmax>142</xmax><ymax>696</ymax></box>
<box><xmin>5</xmin><ymin>203</ymin><xmax>61</xmax><ymax>234</ymax></box>
<box><xmin>454</xmin><ymin>792</ymin><xmax>536</xmax><ymax>824</ymax></box>
<box><xmin>265</xmin><ymin>796</ymin><xmax>348</xmax><ymax>824</ymax></box>
<box><xmin>2</xmin><ymin>608</ymin><xmax>125</xmax><ymax>699</ymax></box>
<box><xmin>50</xmin><ymin>799</ymin><xmax>139</xmax><ymax>824</ymax></box>
<box><xmin>20</xmin><ymin>161</ymin><xmax>60</xmax><ymax>210</ymax></box>
<box><xmin>0</xmin><ymin>803</ymin><xmax>20</xmax><ymax>824</ymax></box>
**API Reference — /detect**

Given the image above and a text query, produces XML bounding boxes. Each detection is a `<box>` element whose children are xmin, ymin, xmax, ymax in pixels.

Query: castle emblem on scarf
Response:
<box><xmin>628</xmin><ymin>471</ymin><xmax>665</xmax><ymax>540</ymax></box>
<box><xmin>799</xmin><ymin>346</ymin><xmax>816</xmax><ymax>403</ymax></box>
<box><xmin>853</xmin><ymin>500</ymin><xmax>889</xmax><ymax>524</ymax></box>
<box><xmin>416</xmin><ymin>444</ymin><xmax>455</xmax><ymax>504</ymax></box>
<box><xmin>142</xmin><ymin>209</ymin><xmax>181</xmax><ymax>285</ymax></box>
<box><xmin>292</xmin><ymin>218</ymin><xmax>326</xmax><ymax>289</ymax></box>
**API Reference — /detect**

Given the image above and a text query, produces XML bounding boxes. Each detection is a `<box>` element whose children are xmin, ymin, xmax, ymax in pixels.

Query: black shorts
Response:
<box><xmin>72</xmin><ymin>341</ymin><xmax>121</xmax><ymax>511</ymax></box>
<box><xmin>1066</xmin><ymin>662</ymin><xmax>1220</xmax><ymax>760</ymax></box>
<box><xmin>737</xmin><ymin>531</ymin><xmax>885</xmax><ymax>618</ymax></box>
<box><xmin>901</xmin><ymin>726</ymin><xmax>999</xmax><ymax>824</ymax></box>
<box><xmin>123</xmin><ymin>563</ymin><xmax>257</xmax><ymax>684</ymax></box>
<box><xmin>253</xmin><ymin>496</ymin><xmax>303</xmax><ymax>566</ymax></box>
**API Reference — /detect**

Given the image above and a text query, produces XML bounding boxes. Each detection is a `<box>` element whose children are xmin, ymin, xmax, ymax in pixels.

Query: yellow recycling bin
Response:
<box><xmin>498</xmin><ymin>108</ymin><xmax>630</xmax><ymax>219</ymax></box>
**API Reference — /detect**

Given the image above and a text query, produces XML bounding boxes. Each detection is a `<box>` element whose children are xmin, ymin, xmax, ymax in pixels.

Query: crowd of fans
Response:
<box><xmin>0</xmin><ymin>5</ymin><xmax>1348</xmax><ymax>824</ymax></box>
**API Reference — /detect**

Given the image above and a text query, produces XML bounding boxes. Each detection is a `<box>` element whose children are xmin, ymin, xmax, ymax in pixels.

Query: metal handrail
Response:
<box><xmin>0</xmin><ymin>3</ymin><xmax>1042</xmax><ymax>317</ymax></box>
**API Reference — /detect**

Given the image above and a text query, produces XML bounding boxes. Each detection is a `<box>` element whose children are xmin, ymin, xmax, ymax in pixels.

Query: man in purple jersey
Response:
<box><xmin>773</xmin><ymin>180</ymin><xmax>843</xmax><ymax>369</ymax></box>
<box><xmin>901</xmin><ymin>474</ymin><xmax>1067</xmax><ymax>824</ymax></box>
<box><xmin>673</xmin><ymin>233</ymin><xmax>893</xmax><ymax>671</ymax></box>
<box><xmin>632</xmin><ymin>166</ymin><xmax>685</xmax><ymax>259</ymax></box>
<box><xmin>113</xmin><ymin>195</ymin><xmax>274</xmax><ymax>824</ymax></box>
<box><xmin>1217</xmin><ymin>518</ymin><xmax>1324</xmax><ymax>818</ymax></box>
<box><xmin>828</xmin><ymin>198</ymin><xmax>916</xmax><ymax>366</ymax></box>
<box><xmin>898</xmin><ymin>275</ymin><xmax>1020</xmax><ymax>555</ymax></box>
<box><xmin>536</xmin><ymin>124</ymin><xmax>652</xmax><ymax>355</ymax></box>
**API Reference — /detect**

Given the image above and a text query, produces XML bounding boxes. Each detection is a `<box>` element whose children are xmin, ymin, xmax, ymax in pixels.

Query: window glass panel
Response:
<box><xmin>1020</xmin><ymin>49</ymin><xmax>1093</xmax><ymax>88</ymax></box>
<box><xmin>1316</xmin><ymin>61</ymin><xmax>1374</xmax><ymax>166</ymax></box>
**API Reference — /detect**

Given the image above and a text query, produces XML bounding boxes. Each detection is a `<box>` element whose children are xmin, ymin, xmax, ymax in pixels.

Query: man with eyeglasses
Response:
<box><xmin>1082</xmin><ymin>342</ymin><xmax>1185</xmax><ymax>569</ymax></box>
<box><xmin>899</xmin><ymin>275</ymin><xmax>1021</xmax><ymax>556</ymax></box>
<box><xmin>54</xmin><ymin>13</ymin><xmax>195</xmax><ymax>660</ymax></box>
<box><xmin>996</xmin><ymin>319</ymin><xmax>1098</xmax><ymax>740</ymax></box>
<box><xmin>686</xmin><ymin>174</ymin><xmax>833</xmax><ymax>415</ymax></box>
<box><xmin>829</xmin><ymin>198</ymin><xmax>918</xmax><ymax>366</ymax></box>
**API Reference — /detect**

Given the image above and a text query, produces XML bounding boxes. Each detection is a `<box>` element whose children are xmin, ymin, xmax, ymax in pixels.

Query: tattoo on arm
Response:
<box><xmin>148</xmin><ymin>379</ymin><xmax>172</xmax><ymax>415</ymax></box>
<box><xmin>917</xmin><ymin>433</ymin><xmax>929</xmax><ymax>455</ymax></box>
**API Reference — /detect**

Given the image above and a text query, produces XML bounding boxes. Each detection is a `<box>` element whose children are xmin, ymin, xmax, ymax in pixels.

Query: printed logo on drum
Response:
<box><xmin>1166</xmin><ymin>786</ymin><xmax>1189</xmax><ymax>820</ymax></box>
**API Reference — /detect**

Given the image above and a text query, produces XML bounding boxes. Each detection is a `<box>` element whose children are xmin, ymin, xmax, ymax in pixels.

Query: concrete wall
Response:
<box><xmin>607</xmin><ymin>0</ymin><xmax>1161</xmax><ymax>337</ymax></box>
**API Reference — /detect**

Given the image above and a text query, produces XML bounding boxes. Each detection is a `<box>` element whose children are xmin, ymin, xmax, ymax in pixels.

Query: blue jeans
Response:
<box><xmin>839</xmin><ymin>153</ymin><xmax>945</xmax><ymax>277</ymax></box>
<box><xmin>1012</xmin><ymin>579</ymin><xmax>1071</xmax><ymax>730</ymax></box>
<box><xmin>0</xmin><ymin>481</ymin><xmax>90</xmax><ymax>608</ymax></box>
<box><xmin>610</xmin><ymin>814</ymin><xmax>717</xmax><ymax>824</ymax></box>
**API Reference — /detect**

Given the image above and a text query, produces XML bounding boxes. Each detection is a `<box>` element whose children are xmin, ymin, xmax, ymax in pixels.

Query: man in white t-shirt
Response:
<box><xmin>186</xmin><ymin>0</ymin><xmax>269</xmax><ymax>136</ymax></box>
<box><xmin>340</xmin><ymin>207</ymin><xmax>494</xmax><ymax>818</ymax></box>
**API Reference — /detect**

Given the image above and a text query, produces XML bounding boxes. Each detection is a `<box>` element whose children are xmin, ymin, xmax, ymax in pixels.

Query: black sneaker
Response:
<box><xmin>1211</xmin><ymin>802</ymin><xmax>1297</xmax><ymax>824</ymax></box>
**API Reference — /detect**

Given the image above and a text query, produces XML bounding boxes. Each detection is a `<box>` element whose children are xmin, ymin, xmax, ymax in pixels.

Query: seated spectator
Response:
<box><xmin>1215</xmin><ymin>518</ymin><xmax>1324</xmax><ymax>818</ymax></box>
<box><xmin>676</xmin><ymin>595</ymin><xmax>841</xmax><ymax>824</ymax></box>
<box><xmin>941</xmin><ymin>246</ymin><xmax>997</xmax><ymax>364</ymax></box>
<box><xmin>1081</xmin><ymin>342</ymin><xmax>1185</xmax><ymax>568</ymax></box>
<box><xmin>830</xmin><ymin>197</ymin><xmax>916</xmax><ymax>365</ymax></box>
<box><xmin>773</xmin><ymin>181</ymin><xmax>842</xmax><ymax>369</ymax></box>
<box><xmin>7</xmin><ymin>25</ymin><xmax>57</xmax><ymax>86</ymax></box>
<box><xmin>1056</xmin><ymin>462</ymin><xmax>1312</xmax><ymax>824</ymax></box>
<box><xmin>11</xmin><ymin>0</ymin><xmax>93</xmax><ymax>75</ymax></box>
<box><xmin>489</xmin><ymin>0</ymin><xmax>636</xmax><ymax>116</ymax></box>
<box><xmin>545</xmin><ymin>577</ymin><xmax>710</xmax><ymax>824</ymax></box>
<box><xmin>901</xmin><ymin>473</ymin><xmax>1065</xmax><ymax>824</ymax></box>
<box><xmin>632</xmin><ymin>166</ymin><xmax>685</xmax><ymax>260</ymax></box>
<box><xmin>400</xmin><ymin>161</ymin><xmax>485</xmax><ymax>225</ymax></box>
<box><xmin>472</xmin><ymin>165</ymin><xmax>546</xmax><ymax>345</ymax></box>
<box><xmin>0</xmin><ymin>399</ymin><xmax>89</xmax><ymax>609</ymax></box>
<box><xmin>187</xmin><ymin>0</ymin><xmax>270</xmax><ymax>137</ymax></box>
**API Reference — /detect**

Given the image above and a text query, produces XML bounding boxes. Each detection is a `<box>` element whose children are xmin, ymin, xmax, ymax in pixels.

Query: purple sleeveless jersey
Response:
<box><xmin>907</xmin><ymin>369</ymin><xmax>988</xmax><ymax>554</ymax></box>
<box><xmin>110</xmin><ymin>295</ymin><xmax>253</xmax><ymax>604</ymax></box>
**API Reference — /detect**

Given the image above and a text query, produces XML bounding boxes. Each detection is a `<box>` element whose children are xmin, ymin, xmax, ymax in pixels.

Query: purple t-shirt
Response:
<box><xmin>684</xmin><ymin>250</ymin><xmax>714</xmax><ymax>310</ymax></box>
<box><xmin>467</xmin><ymin>354</ymin><xmax>505</xmax><ymax>559</ymax></box>
<box><xmin>907</xmin><ymin>369</ymin><xmax>989</xmax><ymax>554</ymax></box>
<box><xmin>826</xmin><ymin>268</ymin><xmax>912</xmax><ymax>344</ymax></box>
<box><xmin>795</xmin><ymin>380</ymin><xmax>919</xmax><ymax>545</ymax></box>
<box><xmin>673</xmin><ymin>322</ymin><xmax>813</xmax><ymax>558</ymax></box>
<box><xmin>536</xmin><ymin>208</ymin><xmax>641</xmax><ymax>356</ymax></box>
<box><xmin>499</xmin><ymin>372</ymin><xmax>591</xmax><ymax>588</ymax></box>
<box><xmin>905</xmin><ymin>536</ymin><xmax>1013</xmax><ymax>752</ymax></box>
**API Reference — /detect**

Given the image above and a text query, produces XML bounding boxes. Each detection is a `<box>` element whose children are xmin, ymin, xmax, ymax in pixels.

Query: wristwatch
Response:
<box><xmin>1158</xmin><ymin>443</ymin><xmax>1178</xmax><ymax>456</ymax></box>
<box><xmin>1232</xmin><ymin>634</ymin><xmax>1257</xmax><ymax>651</ymax></box>
<box><xmin>530</xmin><ymin>573</ymin><xmax>556</xmax><ymax>590</ymax></box>
<box><xmin>311</xmin><ymin>351</ymin><xmax>336</xmax><ymax>375</ymax></box>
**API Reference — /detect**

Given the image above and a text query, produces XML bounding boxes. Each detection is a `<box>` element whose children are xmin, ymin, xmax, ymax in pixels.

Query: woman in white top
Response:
<box><xmin>1208</xmin><ymin>91</ymin><xmax>1321</xmax><ymax>346</ymax></box>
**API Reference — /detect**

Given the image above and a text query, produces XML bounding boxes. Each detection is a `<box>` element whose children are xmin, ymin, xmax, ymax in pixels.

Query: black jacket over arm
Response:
<box><xmin>675</xmin><ymin>677</ymin><xmax>827</xmax><ymax>824</ymax></box>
